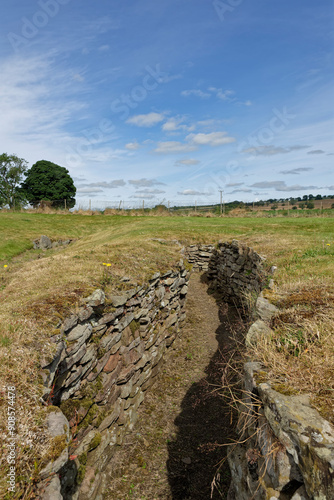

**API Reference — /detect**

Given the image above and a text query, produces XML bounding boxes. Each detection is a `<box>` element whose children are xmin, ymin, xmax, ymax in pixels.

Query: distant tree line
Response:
<box><xmin>0</xmin><ymin>154</ymin><xmax>76</xmax><ymax>209</ymax></box>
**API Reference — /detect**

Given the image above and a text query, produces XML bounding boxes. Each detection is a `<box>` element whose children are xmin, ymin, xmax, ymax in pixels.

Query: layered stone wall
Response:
<box><xmin>186</xmin><ymin>240</ymin><xmax>267</xmax><ymax>304</ymax></box>
<box><xmin>227</xmin><ymin>295</ymin><xmax>334</xmax><ymax>500</ymax></box>
<box><xmin>38</xmin><ymin>265</ymin><xmax>189</xmax><ymax>499</ymax></box>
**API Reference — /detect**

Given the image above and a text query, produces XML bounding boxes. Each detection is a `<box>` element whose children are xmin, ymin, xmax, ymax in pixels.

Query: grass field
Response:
<box><xmin>0</xmin><ymin>212</ymin><xmax>333</xmax><ymax>497</ymax></box>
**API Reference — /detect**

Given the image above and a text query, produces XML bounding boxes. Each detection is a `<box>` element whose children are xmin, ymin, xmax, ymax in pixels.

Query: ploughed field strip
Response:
<box><xmin>102</xmin><ymin>272</ymin><xmax>243</xmax><ymax>500</ymax></box>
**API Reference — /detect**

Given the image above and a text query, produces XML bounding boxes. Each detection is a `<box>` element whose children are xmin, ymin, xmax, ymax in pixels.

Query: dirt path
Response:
<box><xmin>103</xmin><ymin>273</ymin><xmax>244</xmax><ymax>499</ymax></box>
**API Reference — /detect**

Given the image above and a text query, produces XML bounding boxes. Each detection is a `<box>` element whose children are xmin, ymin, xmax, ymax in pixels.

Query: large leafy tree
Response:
<box><xmin>0</xmin><ymin>153</ymin><xmax>28</xmax><ymax>208</ymax></box>
<box><xmin>21</xmin><ymin>160</ymin><xmax>76</xmax><ymax>208</ymax></box>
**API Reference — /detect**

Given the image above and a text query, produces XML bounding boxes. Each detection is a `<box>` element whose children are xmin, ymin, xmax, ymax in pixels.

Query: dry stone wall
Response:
<box><xmin>38</xmin><ymin>265</ymin><xmax>189</xmax><ymax>499</ymax></box>
<box><xmin>186</xmin><ymin>239</ymin><xmax>267</xmax><ymax>304</ymax></box>
<box><xmin>227</xmin><ymin>294</ymin><xmax>334</xmax><ymax>500</ymax></box>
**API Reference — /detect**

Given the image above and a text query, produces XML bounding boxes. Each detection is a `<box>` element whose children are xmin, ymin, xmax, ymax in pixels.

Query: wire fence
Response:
<box><xmin>73</xmin><ymin>199</ymin><xmax>222</xmax><ymax>212</ymax></box>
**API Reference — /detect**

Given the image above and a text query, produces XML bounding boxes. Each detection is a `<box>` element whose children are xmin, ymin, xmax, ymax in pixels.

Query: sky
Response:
<box><xmin>1</xmin><ymin>0</ymin><xmax>333</xmax><ymax>208</ymax></box>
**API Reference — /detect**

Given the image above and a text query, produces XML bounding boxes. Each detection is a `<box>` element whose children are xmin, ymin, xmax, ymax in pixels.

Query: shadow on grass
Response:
<box><xmin>167</xmin><ymin>278</ymin><xmax>245</xmax><ymax>500</ymax></box>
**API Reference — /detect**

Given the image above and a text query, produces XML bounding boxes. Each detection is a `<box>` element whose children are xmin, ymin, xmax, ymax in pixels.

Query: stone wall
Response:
<box><xmin>227</xmin><ymin>294</ymin><xmax>334</xmax><ymax>500</ymax></box>
<box><xmin>38</xmin><ymin>265</ymin><xmax>189</xmax><ymax>499</ymax></box>
<box><xmin>186</xmin><ymin>240</ymin><xmax>267</xmax><ymax>304</ymax></box>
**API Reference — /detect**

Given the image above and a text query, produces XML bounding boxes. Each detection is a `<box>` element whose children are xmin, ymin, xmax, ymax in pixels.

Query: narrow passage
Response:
<box><xmin>103</xmin><ymin>272</ymin><xmax>244</xmax><ymax>499</ymax></box>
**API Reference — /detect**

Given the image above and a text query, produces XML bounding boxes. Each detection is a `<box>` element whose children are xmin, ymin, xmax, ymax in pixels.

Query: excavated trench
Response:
<box><xmin>100</xmin><ymin>272</ymin><xmax>246</xmax><ymax>499</ymax></box>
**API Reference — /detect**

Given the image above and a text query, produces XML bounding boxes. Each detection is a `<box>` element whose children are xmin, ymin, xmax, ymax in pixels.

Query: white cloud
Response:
<box><xmin>128</xmin><ymin>178</ymin><xmax>165</xmax><ymax>188</ymax></box>
<box><xmin>77</xmin><ymin>180</ymin><xmax>126</xmax><ymax>189</ymax></box>
<box><xmin>126</xmin><ymin>112</ymin><xmax>164</xmax><ymax>127</ymax></box>
<box><xmin>154</xmin><ymin>141</ymin><xmax>197</xmax><ymax>154</ymax></box>
<box><xmin>228</xmin><ymin>188</ymin><xmax>253</xmax><ymax>193</ymax></box>
<box><xmin>125</xmin><ymin>142</ymin><xmax>140</xmax><ymax>150</ymax></box>
<box><xmin>209</xmin><ymin>87</ymin><xmax>235</xmax><ymax>101</ymax></box>
<box><xmin>177</xmin><ymin>189</ymin><xmax>213</xmax><ymax>196</ymax></box>
<box><xmin>187</xmin><ymin>132</ymin><xmax>235</xmax><ymax>146</ymax></box>
<box><xmin>77</xmin><ymin>187</ymin><xmax>103</xmax><ymax>193</ymax></box>
<box><xmin>181</xmin><ymin>89</ymin><xmax>211</xmax><ymax>98</ymax></box>
<box><xmin>131</xmin><ymin>194</ymin><xmax>155</xmax><ymax>199</ymax></box>
<box><xmin>135</xmin><ymin>188</ymin><xmax>166</xmax><ymax>194</ymax></box>
<box><xmin>242</xmin><ymin>145</ymin><xmax>309</xmax><ymax>156</ymax></box>
<box><xmin>250</xmin><ymin>181</ymin><xmax>321</xmax><ymax>192</ymax></box>
<box><xmin>175</xmin><ymin>159</ymin><xmax>200</xmax><ymax>166</ymax></box>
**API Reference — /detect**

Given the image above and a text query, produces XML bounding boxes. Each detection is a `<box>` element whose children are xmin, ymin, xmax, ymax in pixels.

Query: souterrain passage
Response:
<box><xmin>102</xmin><ymin>272</ymin><xmax>245</xmax><ymax>500</ymax></box>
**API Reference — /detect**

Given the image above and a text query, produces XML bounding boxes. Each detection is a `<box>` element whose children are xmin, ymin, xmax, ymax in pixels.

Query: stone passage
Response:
<box><xmin>96</xmin><ymin>272</ymin><xmax>244</xmax><ymax>499</ymax></box>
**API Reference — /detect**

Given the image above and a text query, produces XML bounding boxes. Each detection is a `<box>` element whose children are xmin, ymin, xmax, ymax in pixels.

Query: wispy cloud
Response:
<box><xmin>280</xmin><ymin>167</ymin><xmax>313</xmax><ymax>175</ymax></box>
<box><xmin>227</xmin><ymin>188</ymin><xmax>253</xmax><ymax>193</ymax></box>
<box><xmin>250</xmin><ymin>181</ymin><xmax>320</xmax><ymax>192</ymax></box>
<box><xmin>131</xmin><ymin>194</ymin><xmax>156</xmax><ymax>199</ymax></box>
<box><xmin>187</xmin><ymin>131</ymin><xmax>235</xmax><ymax>146</ymax></box>
<box><xmin>77</xmin><ymin>188</ymin><xmax>104</xmax><ymax>194</ymax></box>
<box><xmin>181</xmin><ymin>87</ymin><xmax>250</xmax><ymax>106</ymax></box>
<box><xmin>162</xmin><ymin>116</ymin><xmax>194</xmax><ymax>133</ymax></box>
<box><xmin>125</xmin><ymin>142</ymin><xmax>140</xmax><ymax>150</ymax></box>
<box><xmin>208</xmin><ymin>87</ymin><xmax>235</xmax><ymax>101</ymax></box>
<box><xmin>77</xmin><ymin>180</ymin><xmax>126</xmax><ymax>189</ymax></box>
<box><xmin>181</xmin><ymin>89</ymin><xmax>211</xmax><ymax>99</ymax></box>
<box><xmin>154</xmin><ymin>141</ymin><xmax>197</xmax><ymax>154</ymax></box>
<box><xmin>177</xmin><ymin>189</ymin><xmax>213</xmax><ymax>196</ymax></box>
<box><xmin>135</xmin><ymin>188</ymin><xmax>166</xmax><ymax>194</ymax></box>
<box><xmin>128</xmin><ymin>178</ymin><xmax>165</xmax><ymax>188</ymax></box>
<box><xmin>154</xmin><ymin>131</ymin><xmax>235</xmax><ymax>153</ymax></box>
<box><xmin>175</xmin><ymin>159</ymin><xmax>200</xmax><ymax>166</ymax></box>
<box><xmin>242</xmin><ymin>145</ymin><xmax>310</xmax><ymax>156</ymax></box>
<box><xmin>126</xmin><ymin>112</ymin><xmax>165</xmax><ymax>127</ymax></box>
<box><xmin>307</xmin><ymin>149</ymin><xmax>325</xmax><ymax>155</ymax></box>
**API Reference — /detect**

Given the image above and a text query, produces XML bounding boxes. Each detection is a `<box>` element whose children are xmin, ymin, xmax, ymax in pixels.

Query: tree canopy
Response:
<box><xmin>21</xmin><ymin>160</ymin><xmax>76</xmax><ymax>208</ymax></box>
<box><xmin>0</xmin><ymin>153</ymin><xmax>28</xmax><ymax>209</ymax></box>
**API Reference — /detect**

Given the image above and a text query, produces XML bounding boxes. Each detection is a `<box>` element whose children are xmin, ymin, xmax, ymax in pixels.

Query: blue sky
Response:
<box><xmin>1</xmin><ymin>0</ymin><xmax>333</xmax><ymax>207</ymax></box>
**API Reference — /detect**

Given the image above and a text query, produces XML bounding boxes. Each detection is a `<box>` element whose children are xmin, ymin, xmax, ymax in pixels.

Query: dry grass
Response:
<box><xmin>250</xmin><ymin>281</ymin><xmax>334</xmax><ymax>423</ymax></box>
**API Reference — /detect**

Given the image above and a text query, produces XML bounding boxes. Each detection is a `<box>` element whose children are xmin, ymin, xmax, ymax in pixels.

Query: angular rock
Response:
<box><xmin>98</xmin><ymin>307</ymin><xmax>124</xmax><ymax>326</ymax></box>
<box><xmin>40</xmin><ymin>235</ymin><xmax>52</xmax><ymax>249</ymax></box>
<box><xmin>259</xmin><ymin>383</ymin><xmax>334</xmax><ymax>499</ymax></box>
<box><xmin>78</xmin><ymin>305</ymin><xmax>94</xmax><ymax>322</ymax></box>
<box><xmin>40</xmin><ymin>411</ymin><xmax>70</xmax><ymax>480</ymax></box>
<box><xmin>103</xmin><ymin>352</ymin><xmax>121</xmax><ymax>373</ymax></box>
<box><xmin>110</xmin><ymin>294</ymin><xmax>128</xmax><ymax>307</ymax></box>
<box><xmin>256</xmin><ymin>295</ymin><xmax>278</xmax><ymax>322</ymax></box>
<box><xmin>67</xmin><ymin>324</ymin><xmax>92</xmax><ymax>343</ymax></box>
<box><xmin>58</xmin><ymin>344</ymin><xmax>87</xmax><ymax>375</ymax></box>
<box><xmin>39</xmin><ymin>475</ymin><xmax>62</xmax><ymax>500</ymax></box>
<box><xmin>85</xmin><ymin>289</ymin><xmax>105</xmax><ymax>307</ymax></box>
<box><xmin>61</xmin><ymin>314</ymin><xmax>78</xmax><ymax>333</ymax></box>
<box><xmin>246</xmin><ymin>320</ymin><xmax>273</xmax><ymax>347</ymax></box>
